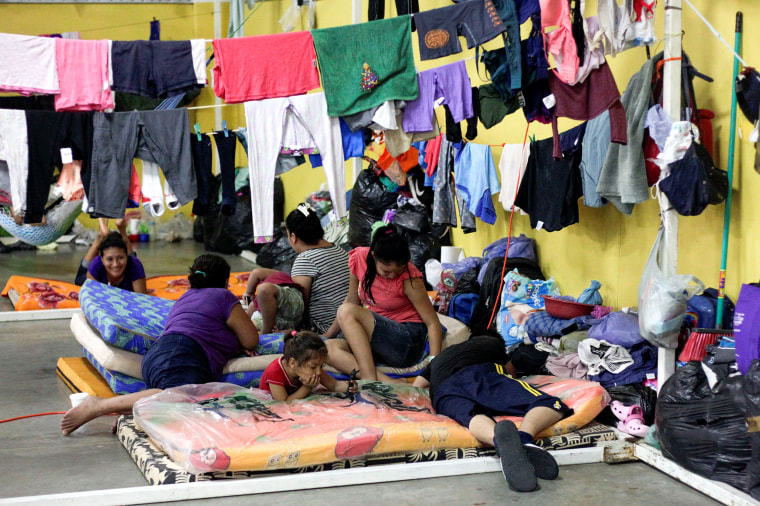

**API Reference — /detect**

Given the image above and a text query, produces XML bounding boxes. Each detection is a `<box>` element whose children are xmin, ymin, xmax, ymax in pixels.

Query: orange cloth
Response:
<box><xmin>377</xmin><ymin>145</ymin><xmax>419</xmax><ymax>173</ymax></box>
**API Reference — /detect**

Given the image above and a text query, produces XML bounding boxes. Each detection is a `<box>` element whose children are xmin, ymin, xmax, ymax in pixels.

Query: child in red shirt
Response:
<box><xmin>260</xmin><ymin>331</ymin><xmax>357</xmax><ymax>401</ymax></box>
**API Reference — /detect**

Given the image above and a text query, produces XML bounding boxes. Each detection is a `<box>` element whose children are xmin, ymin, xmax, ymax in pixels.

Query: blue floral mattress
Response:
<box><xmin>78</xmin><ymin>279</ymin><xmax>286</xmax><ymax>356</ymax></box>
<box><xmin>82</xmin><ymin>347</ymin><xmax>266</xmax><ymax>394</ymax></box>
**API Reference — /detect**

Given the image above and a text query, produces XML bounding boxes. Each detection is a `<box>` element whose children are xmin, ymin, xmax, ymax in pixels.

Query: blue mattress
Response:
<box><xmin>79</xmin><ymin>279</ymin><xmax>286</xmax><ymax>356</ymax></box>
<box><xmin>82</xmin><ymin>347</ymin><xmax>265</xmax><ymax>393</ymax></box>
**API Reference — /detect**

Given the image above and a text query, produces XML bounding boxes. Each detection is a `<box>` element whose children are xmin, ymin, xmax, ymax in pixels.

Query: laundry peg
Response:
<box><xmin>222</xmin><ymin>120</ymin><xmax>229</xmax><ymax>137</ymax></box>
<box><xmin>194</xmin><ymin>124</ymin><xmax>202</xmax><ymax>142</ymax></box>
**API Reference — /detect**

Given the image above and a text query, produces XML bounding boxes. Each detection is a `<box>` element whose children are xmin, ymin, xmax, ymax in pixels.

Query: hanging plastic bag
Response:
<box><xmin>279</xmin><ymin>0</ymin><xmax>300</xmax><ymax>32</ymax></box>
<box><xmin>638</xmin><ymin>227</ymin><xmax>705</xmax><ymax>348</ymax></box>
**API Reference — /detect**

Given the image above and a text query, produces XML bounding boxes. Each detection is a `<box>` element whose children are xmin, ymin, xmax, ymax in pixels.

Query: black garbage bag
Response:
<box><xmin>394</xmin><ymin>203</ymin><xmax>430</xmax><ymax>234</ymax></box>
<box><xmin>406</xmin><ymin>233</ymin><xmax>440</xmax><ymax>283</ymax></box>
<box><xmin>224</xmin><ymin>187</ymin><xmax>255</xmax><ymax>252</ymax></box>
<box><xmin>348</xmin><ymin>168</ymin><xmax>398</xmax><ymax>247</ymax></box>
<box><xmin>656</xmin><ymin>362</ymin><xmax>752</xmax><ymax>490</ymax></box>
<box><xmin>732</xmin><ymin>359</ymin><xmax>760</xmax><ymax>499</ymax></box>
<box><xmin>202</xmin><ymin>175</ymin><xmax>239</xmax><ymax>255</ymax></box>
<box><xmin>255</xmin><ymin>224</ymin><xmax>297</xmax><ymax>274</ymax></box>
<box><xmin>454</xmin><ymin>267</ymin><xmax>481</xmax><ymax>295</ymax></box>
<box><xmin>596</xmin><ymin>383</ymin><xmax>658</xmax><ymax>427</ymax></box>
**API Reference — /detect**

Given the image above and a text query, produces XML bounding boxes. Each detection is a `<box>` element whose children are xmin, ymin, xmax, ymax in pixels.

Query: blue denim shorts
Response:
<box><xmin>142</xmin><ymin>333</ymin><xmax>213</xmax><ymax>389</ymax></box>
<box><xmin>370</xmin><ymin>313</ymin><xmax>428</xmax><ymax>368</ymax></box>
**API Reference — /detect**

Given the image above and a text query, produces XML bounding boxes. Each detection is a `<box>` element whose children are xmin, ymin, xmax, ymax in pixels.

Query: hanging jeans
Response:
<box><xmin>89</xmin><ymin>109</ymin><xmax>195</xmax><ymax>218</ymax></box>
<box><xmin>243</xmin><ymin>92</ymin><xmax>345</xmax><ymax>243</ymax></box>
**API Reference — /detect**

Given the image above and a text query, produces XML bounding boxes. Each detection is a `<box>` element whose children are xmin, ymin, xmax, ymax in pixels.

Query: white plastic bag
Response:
<box><xmin>425</xmin><ymin>259</ymin><xmax>442</xmax><ymax>289</ymax></box>
<box><xmin>638</xmin><ymin>227</ymin><xmax>704</xmax><ymax>348</ymax></box>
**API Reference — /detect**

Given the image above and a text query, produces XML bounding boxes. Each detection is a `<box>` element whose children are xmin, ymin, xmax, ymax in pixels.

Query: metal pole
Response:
<box><xmin>716</xmin><ymin>12</ymin><xmax>742</xmax><ymax>328</ymax></box>
<box><xmin>657</xmin><ymin>0</ymin><xmax>682</xmax><ymax>387</ymax></box>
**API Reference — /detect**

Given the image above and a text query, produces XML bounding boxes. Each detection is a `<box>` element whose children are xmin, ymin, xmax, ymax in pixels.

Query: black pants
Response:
<box><xmin>24</xmin><ymin>111</ymin><xmax>93</xmax><ymax>224</ymax></box>
<box><xmin>190</xmin><ymin>133</ymin><xmax>213</xmax><ymax>216</ymax></box>
<box><xmin>368</xmin><ymin>0</ymin><xmax>419</xmax><ymax>21</ymax></box>
<box><xmin>211</xmin><ymin>132</ymin><xmax>238</xmax><ymax>216</ymax></box>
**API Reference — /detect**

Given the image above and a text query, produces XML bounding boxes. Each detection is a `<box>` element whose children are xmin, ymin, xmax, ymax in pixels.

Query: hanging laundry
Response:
<box><xmin>403</xmin><ymin>60</ymin><xmax>473</xmax><ymax>134</ymax></box>
<box><xmin>212</xmin><ymin>31</ymin><xmax>319</xmax><ymax>103</ymax></box>
<box><xmin>514</xmin><ymin>124</ymin><xmax>585</xmax><ymax>232</ymax></box>
<box><xmin>54</xmin><ymin>39</ymin><xmax>114</xmax><ymax>112</ymax></box>
<box><xmin>567</xmin><ymin>16</ymin><xmax>606</xmax><ymax>86</ymax></box>
<box><xmin>498</xmin><ymin>143</ymin><xmax>530</xmax><ymax>212</ymax></box>
<box><xmin>189</xmin><ymin>40</ymin><xmax>208</xmax><ymax>87</ymax></box>
<box><xmin>414</xmin><ymin>0</ymin><xmax>505</xmax><ymax>61</ymax></box>
<box><xmin>111</xmin><ymin>40</ymin><xmax>204</xmax><ymax>98</ymax></box>
<box><xmin>509</xmin><ymin>0</ymin><xmax>540</xmax><ymax>23</ymax></box>
<box><xmin>127</xmin><ymin>164</ymin><xmax>141</xmax><ymax>208</ymax></box>
<box><xmin>88</xmin><ymin>109</ymin><xmax>196</xmax><ymax>219</ymax></box>
<box><xmin>243</xmin><ymin>92</ymin><xmax>346</xmax><ymax>243</ymax></box>
<box><xmin>368</xmin><ymin>0</ymin><xmax>419</xmax><ymax>21</ymax></box>
<box><xmin>630</xmin><ymin>0</ymin><xmax>657</xmax><ymax>47</ymax></box>
<box><xmin>423</xmin><ymin>134</ymin><xmax>443</xmax><ymax>177</ymax></box>
<box><xmin>141</xmin><ymin>160</ymin><xmax>168</xmax><ymax>217</ymax></box>
<box><xmin>309</xmin><ymin>118</ymin><xmax>366</xmax><ymax>167</ymax></box>
<box><xmin>0</xmin><ymin>109</ymin><xmax>29</xmax><ymax>217</ymax></box>
<box><xmin>595</xmin><ymin>0</ymin><xmax>634</xmax><ymax>57</ymax></box>
<box><xmin>377</xmin><ymin>145</ymin><xmax>419</xmax><ymax>173</ymax></box>
<box><xmin>311</xmin><ymin>16</ymin><xmax>418</xmax><ymax>117</ymax></box>
<box><xmin>150</xmin><ymin>18</ymin><xmax>160</xmax><ymax>40</ymax></box>
<box><xmin>432</xmin><ymin>138</ymin><xmax>476</xmax><ymax>232</ymax></box>
<box><xmin>212</xmin><ymin>132</ymin><xmax>238</xmax><ymax>216</ymax></box>
<box><xmin>580</xmin><ymin>111</ymin><xmax>611</xmax><ymax>208</ymax></box>
<box><xmin>0</xmin><ymin>33</ymin><xmax>59</xmax><ymax>95</ymax></box>
<box><xmin>190</xmin><ymin>133</ymin><xmax>213</xmax><ymax>216</ymax></box>
<box><xmin>538</xmin><ymin>0</ymin><xmax>580</xmax><ymax>85</ymax></box>
<box><xmin>478</xmin><ymin>84</ymin><xmax>519</xmax><ymax>128</ymax></box>
<box><xmin>24</xmin><ymin>111</ymin><xmax>93</xmax><ymax>224</ymax></box>
<box><xmin>454</xmin><ymin>143</ymin><xmax>501</xmax><ymax>225</ymax></box>
<box><xmin>228</xmin><ymin>0</ymin><xmax>256</xmax><ymax>38</ymax></box>
<box><xmin>385</xmin><ymin>110</ymin><xmax>440</xmax><ymax>157</ymax></box>
<box><xmin>597</xmin><ymin>54</ymin><xmax>661</xmax><ymax>214</ymax></box>
<box><xmin>548</xmin><ymin>62</ymin><xmax>626</xmax><ymax>160</ymax></box>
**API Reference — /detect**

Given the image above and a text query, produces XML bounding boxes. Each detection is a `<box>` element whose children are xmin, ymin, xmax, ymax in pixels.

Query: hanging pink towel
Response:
<box><xmin>0</xmin><ymin>33</ymin><xmax>59</xmax><ymax>95</ymax></box>
<box><xmin>213</xmin><ymin>31</ymin><xmax>320</xmax><ymax>103</ymax></box>
<box><xmin>54</xmin><ymin>39</ymin><xmax>114</xmax><ymax>111</ymax></box>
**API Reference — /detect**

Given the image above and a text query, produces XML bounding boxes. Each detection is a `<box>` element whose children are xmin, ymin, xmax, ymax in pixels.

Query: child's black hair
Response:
<box><xmin>285</xmin><ymin>204</ymin><xmax>324</xmax><ymax>245</ymax></box>
<box><xmin>187</xmin><ymin>254</ymin><xmax>231</xmax><ymax>289</ymax></box>
<box><xmin>283</xmin><ymin>331</ymin><xmax>328</xmax><ymax>365</ymax></box>
<box><xmin>361</xmin><ymin>224</ymin><xmax>411</xmax><ymax>305</ymax></box>
<box><xmin>98</xmin><ymin>231</ymin><xmax>128</xmax><ymax>256</ymax></box>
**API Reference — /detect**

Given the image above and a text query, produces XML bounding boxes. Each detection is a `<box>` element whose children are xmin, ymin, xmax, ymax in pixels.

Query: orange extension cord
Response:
<box><xmin>0</xmin><ymin>412</ymin><xmax>66</xmax><ymax>423</ymax></box>
<box><xmin>486</xmin><ymin>123</ymin><xmax>531</xmax><ymax>331</ymax></box>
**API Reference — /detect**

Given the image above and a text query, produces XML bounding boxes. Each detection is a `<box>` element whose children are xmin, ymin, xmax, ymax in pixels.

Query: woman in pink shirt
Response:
<box><xmin>326</xmin><ymin>225</ymin><xmax>442</xmax><ymax>382</ymax></box>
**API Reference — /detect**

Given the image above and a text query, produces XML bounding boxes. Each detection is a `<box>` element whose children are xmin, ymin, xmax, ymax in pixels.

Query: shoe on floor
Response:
<box><xmin>523</xmin><ymin>443</ymin><xmax>559</xmax><ymax>480</ymax></box>
<box><xmin>493</xmin><ymin>420</ymin><xmax>537</xmax><ymax>492</ymax></box>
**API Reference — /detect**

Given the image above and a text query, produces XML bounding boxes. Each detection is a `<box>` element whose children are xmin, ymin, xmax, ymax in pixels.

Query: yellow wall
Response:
<box><xmin>2</xmin><ymin>0</ymin><xmax>758</xmax><ymax>309</ymax></box>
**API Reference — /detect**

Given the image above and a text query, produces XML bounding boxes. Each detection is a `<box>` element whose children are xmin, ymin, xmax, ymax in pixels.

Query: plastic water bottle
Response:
<box><xmin>150</xmin><ymin>221</ymin><xmax>157</xmax><ymax>242</ymax></box>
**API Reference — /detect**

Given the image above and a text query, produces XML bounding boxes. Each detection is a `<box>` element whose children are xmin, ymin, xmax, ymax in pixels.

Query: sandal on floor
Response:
<box><xmin>617</xmin><ymin>416</ymin><xmax>650</xmax><ymax>437</ymax></box>
<box><xmin>610</xmin><ymin>400</ymin><xmax>643</xmax><ymax>422</ymax></box>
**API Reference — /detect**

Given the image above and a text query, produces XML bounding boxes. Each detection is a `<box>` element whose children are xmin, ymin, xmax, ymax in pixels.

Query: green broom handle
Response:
<box><xmin>716</xmin><ymin>11</ymin><xmax>742</xmax><ymax>329</ymax></box>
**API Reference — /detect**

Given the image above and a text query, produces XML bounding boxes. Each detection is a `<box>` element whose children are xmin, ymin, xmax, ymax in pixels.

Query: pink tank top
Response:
<box><xmin>539</xmin><ymin>0</ymin><xmax>580</xmax><ymax>84</ymax></box>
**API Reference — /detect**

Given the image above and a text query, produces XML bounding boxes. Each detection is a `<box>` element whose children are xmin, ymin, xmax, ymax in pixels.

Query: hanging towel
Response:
<box><xmin>54</xmin><ymin>39</ymin><xmax>114</xmax><ymax>112</ymax></box>
<box><xmin>311</xmin><ymin>16</ymin><xmax>419</xmax><ymax>117</ymax></box>
<box><xmin>498</xmin><ymin>142</ymin><xmax>530</xmax><ymax>213</ymax></box>
<box><xmin>213</xmin><ymin>31</ymin><xmax>319</xmax><ymax>103</ymax></box>
<box><xmin>0</xmin><ymin>109</ymin><xmax>29</xmax><ymax>217</ymax></box>
<box><xmin>0</xmin><ymin>33</ymin><xmax>59</xmax><ymax>95</ymax></box>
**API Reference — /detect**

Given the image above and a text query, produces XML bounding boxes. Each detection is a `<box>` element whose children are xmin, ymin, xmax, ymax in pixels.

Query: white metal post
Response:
<box><xmin>657</xmin><ymin>0</ymin><xmax>682</xmax><ymax>388</ymax></box>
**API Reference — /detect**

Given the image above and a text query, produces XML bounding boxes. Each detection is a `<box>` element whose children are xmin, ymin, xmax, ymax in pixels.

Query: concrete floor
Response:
<box><xmin>0</xmin><ymin>239</ymin><xmax>722</xmax><ymax>504</ymax></box>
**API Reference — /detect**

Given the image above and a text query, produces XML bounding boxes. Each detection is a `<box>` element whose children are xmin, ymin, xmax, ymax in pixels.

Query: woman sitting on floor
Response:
<box><xmin>61</xmin><ymin>254</ymin><xmax>259</xmax><ymax>435</ymax></box>
<box><xmin>84</xmin><ymin>226</ymin><xmax>147</xmax><ymax>294</ymax></box>
<box><xmin>326</xmin><ymin>224</ymin><xmax>442</xmax><ymax>382</ymax></box>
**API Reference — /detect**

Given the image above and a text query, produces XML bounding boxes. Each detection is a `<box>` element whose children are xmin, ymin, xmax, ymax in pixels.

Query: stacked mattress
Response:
<box><xmin>73</xmin><ymin>280</ymin><xmax>471</xmax><ymax>395</ymax></box>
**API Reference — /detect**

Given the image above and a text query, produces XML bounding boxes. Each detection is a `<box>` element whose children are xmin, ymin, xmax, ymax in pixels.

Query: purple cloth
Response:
<box><xmin>403</xmin><ymin>60</ymin><xmax>473</xmax><ymax>133</ymax></box>
<box><xmin>161</xmin><ymin>288</ymin><xmax>241</xmax><ymax>379</ymax></box>
<box><xmin>87</xmin><ymin>255</ymin><xmax>145</xmax><ymax>292</ymax></box>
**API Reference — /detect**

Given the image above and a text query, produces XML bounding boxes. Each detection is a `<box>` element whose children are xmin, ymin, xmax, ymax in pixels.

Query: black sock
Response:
<box><xmin>518</xmin><ymin>430</ymin><xmax>533</xmax><ymax>446</ymax></box>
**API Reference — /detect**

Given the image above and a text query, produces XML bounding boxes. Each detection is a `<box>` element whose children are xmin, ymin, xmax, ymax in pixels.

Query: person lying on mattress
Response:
<box><xmin>325</xmin><ymin>224</ymin><xmax>442</xmax><ymax>383</ymax></box>
<box><xmin>75</xmin><ymin>217</ymin><xmax>143</xmax><ymax>290</ymax></box>
<box><xmin>61</xmin><ymin>254</ymin><xmax>260</xmax><ymax>436</ymax></box>
<box><xmin>413</xmin><ymin>336</ymin><xmax>572</xmax><ymax>493</ymax></box>
<box><xmin>260</xmin><ymin>331</ymin><xmax>357</xmax><ymax>401</ymax></box>
<box><xmin>243</xmin><ymin>204</ymin><xmax>349</xmax><ymax>337</ymax></box>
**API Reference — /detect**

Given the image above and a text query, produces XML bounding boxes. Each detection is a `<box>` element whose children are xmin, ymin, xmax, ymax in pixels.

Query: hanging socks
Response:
<box><xmin>163</xmin><ymin>178</ymin><xmax>179</xmax><ymax>211</ymax></box>
<box><xmin>493</xmin><ymin>420</ymin><xmax>537</xmax><ymax>492</ymax></box>
<box><xmin>141</xmin><ymin>160</ymin><xmax>165</xmax><ymax>217</ymax></box>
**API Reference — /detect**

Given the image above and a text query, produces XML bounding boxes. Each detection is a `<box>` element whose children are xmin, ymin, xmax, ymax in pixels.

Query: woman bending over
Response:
<box><xmin>326</xmin><ymin>225</ymin><xmax>442</xmax><ymax>382</ymax></box>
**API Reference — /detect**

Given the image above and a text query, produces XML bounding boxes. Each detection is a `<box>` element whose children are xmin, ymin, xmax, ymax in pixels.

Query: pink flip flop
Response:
<box><xmin>610</xmin><ymin>400</ymin><xmax>649</xmax><ymax>437</ymax></box>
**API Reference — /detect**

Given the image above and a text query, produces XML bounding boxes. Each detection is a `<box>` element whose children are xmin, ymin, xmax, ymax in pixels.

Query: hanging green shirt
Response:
<box><xmin>311</xmin><ymin>16</ymin><xmax>419</xmax><ymax>117</ymax></box>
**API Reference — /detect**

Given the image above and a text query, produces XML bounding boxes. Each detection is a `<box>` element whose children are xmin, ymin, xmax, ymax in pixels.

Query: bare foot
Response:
<box><xmin>61</xmin><ymin>396</ymin><xmax>103</xmax><ymax>436</ymax></box>
<box><xmin>377</xmin><ymin>372</ymin><xmax>408</xmax><ymax>385</ymax></box>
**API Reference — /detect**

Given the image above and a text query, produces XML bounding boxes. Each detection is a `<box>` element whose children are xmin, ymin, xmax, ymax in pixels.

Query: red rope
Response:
<box><xmin>0</xmin><ymin>412</ymin><xmax>66</xmax><ymax>423</ymax></box>
<box><xmin>486</xmin><ymin>123</ymin><xmax>531</xmax><ymax>331</ymax></box>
